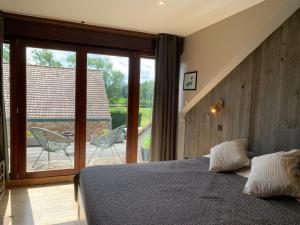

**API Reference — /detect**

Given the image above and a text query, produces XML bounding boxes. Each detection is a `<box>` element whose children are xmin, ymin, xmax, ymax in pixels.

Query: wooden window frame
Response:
<box><xmin>6</xmin><ymin>38</ymin><xmax>154</xmax><ymax>180</ymax></box>
<box><xmin>3</xmin><ymin>13</ymin><xmax>155</xmax><ymax>180</ymax></box>
<box><xmin>13</xmin><ymin>39</ymin><xmax>80</xmax><ymax>179</ymax></box>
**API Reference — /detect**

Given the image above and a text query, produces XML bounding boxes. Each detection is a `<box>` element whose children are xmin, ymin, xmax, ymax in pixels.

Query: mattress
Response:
<box><xmin>76</xmin><ymin>157</ymin><xmax>300</xmax><ymax>225</ymax></box>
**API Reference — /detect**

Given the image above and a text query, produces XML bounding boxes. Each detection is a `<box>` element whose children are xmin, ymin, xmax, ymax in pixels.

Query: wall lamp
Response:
<box><xmin>210</xmin><ymin>100</ymin><xmax>224</xmax><ymax>114</ymax></box>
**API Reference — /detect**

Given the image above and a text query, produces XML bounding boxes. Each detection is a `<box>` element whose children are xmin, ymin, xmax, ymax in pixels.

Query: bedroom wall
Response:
<box><xmin>184</xmin><ymin>7</ymin><xmax>300</xmax><ymax>158</ymax></box>
<box><xmin>179</xmin><ymin>0</ymin><xmax>299</xmax><ymax>107</ymax></box>
<box><xmin>177</xmin><ymin>0</ymin><xmax>300</xmax><ymax>159</ymax></box>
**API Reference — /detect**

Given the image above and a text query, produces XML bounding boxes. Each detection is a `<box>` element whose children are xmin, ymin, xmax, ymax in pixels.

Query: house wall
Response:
<box><xmin>184</xmin><ymin>8</ymin><xmax>300</xmax><ymax>158</ymax></box>
<box><xmin>177</xmin><ymin>0</ymin><xmax>300</xmax><ymax>159</ymax></box>
<box><xmin>27</xmin><ymin>120</ymin><xmax>110</xmax><ymax>144</ymax></box>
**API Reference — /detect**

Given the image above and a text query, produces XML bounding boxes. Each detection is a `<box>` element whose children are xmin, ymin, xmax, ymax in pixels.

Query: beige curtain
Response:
<box><xmin>150</xmin><ymin>34</ymin><xmax>183</xmax><ymax>161</ymax></box>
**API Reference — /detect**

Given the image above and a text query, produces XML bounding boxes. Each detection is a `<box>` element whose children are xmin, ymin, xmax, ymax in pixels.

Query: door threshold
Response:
<box><xmin>6</xmin><ymin>175</ymin><xmax>74</xmax><ymax>188</ymax></box>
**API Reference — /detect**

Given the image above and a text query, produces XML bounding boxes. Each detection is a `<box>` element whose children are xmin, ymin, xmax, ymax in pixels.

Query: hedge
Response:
<box><xmin>110</xmin><ymin>107</ymin><xmax>142</xmax><ymax>129</ymax></box>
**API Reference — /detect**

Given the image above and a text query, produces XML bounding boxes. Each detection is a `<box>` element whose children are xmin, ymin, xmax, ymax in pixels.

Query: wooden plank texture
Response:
<box><xmin>185</xmin><ymin>8</ymin><xmax>300</xmax><ymax>157</ymax></box>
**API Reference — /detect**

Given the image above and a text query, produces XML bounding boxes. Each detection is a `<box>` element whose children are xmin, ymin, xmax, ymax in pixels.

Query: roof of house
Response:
<box><xmin>3</xmin><ymin>63</ymin><xmax>111</xmax><ymax>120</ymax></box>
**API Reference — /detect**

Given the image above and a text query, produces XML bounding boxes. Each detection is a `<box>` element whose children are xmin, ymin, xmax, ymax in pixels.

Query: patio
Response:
<box><xmin>26</xmin><ymin>141</ymin><xmax>148</xmax><ymax>172</ymax></box>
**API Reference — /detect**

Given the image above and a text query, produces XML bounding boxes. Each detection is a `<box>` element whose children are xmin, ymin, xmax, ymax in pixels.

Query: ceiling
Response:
<box><xmin>0</xmin><ymin>0</ymin><xmax>266</xmax><ymax>36</ymax></box>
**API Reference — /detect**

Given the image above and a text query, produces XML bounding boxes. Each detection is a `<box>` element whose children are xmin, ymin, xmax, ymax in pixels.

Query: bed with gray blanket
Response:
<box><xmin>76</xmin><ymin>157</ymin><xmax>300</xmax><ymax>225</ymax></box>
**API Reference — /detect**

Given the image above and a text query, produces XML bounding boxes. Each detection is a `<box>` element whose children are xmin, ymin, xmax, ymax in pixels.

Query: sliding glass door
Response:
<box><xmin>25</xmin><ymin>47</ymin><xmax>76</xmax><ymax>172</ymax></box>
<box><xmin>86</xmin><ymin>53</ymin><xmax>129</xmax><ymax>166</ymax></box>
<box><xmin>6</xmin><ymin>38</ymin><xmax>154</xmax><ymax>179</ymax></box>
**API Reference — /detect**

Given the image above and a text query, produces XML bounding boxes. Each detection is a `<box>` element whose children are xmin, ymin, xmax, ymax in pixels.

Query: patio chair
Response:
<box><xmin>30</xmin><ymin>127</ymin><xmax>72</xmax><ymax>168</ymax></box>
<box><xmin>88</xmin><ymin>125</ymin><xmax>125</xmax><ymax>163</ymax></box>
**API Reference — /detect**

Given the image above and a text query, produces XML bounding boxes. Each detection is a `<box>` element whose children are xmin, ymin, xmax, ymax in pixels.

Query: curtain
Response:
<box><xmin>150</xmin><ymin>34</ymin><xmax>183</xmax><ymax>161</ymax></box>
<box><xmin>0</xmin><ymin>16</ymin><xmax>9</xmax><ymax>179</ymax></box>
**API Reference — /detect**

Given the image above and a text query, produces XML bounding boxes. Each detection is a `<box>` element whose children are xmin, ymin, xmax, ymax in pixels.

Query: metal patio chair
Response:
<box><xmin>88</xmin><ymin>125</ymin><xmax>125</xmax><ymax>163</ymax></box>
<box><xmin>30</xmin><ymin>127</ymin><xmax>72</xmax><ymax>168</ymax></box>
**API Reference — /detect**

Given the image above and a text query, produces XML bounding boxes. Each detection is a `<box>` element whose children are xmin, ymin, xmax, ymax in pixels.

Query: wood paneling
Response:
<box><xmin>185</xmin><ymin>8</ymin><xmax>300</xmax><ymax>157</ymax></box>
<box><xmin>251</xmin><ymin>10</ymin><xmax>300</xmax><ymax>154</ymax></box>
<box><xmin>185</xmin><ymin>55</ymin><xmax>253</xmax><ymax>157</ymax></box>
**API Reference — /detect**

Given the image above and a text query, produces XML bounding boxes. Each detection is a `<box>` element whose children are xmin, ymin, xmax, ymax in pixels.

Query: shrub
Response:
<box><xmin>139</xmin><ymin>108</ymin><xmax>153</xmax><ymax>128</ymax></box>
<box><xmin>110</xmin><ymin>107</ymin><xmax>141</xmax><ymax>129</ymax></box>
<box><xmin>114</xmin><ymin>98</ymin><xmax>128</xmax><ymax>105</ymax></box>
<box><xmin>141</xmin><ymin>135</ymin><xmax>151</xmax><ymax>149</ymax></box>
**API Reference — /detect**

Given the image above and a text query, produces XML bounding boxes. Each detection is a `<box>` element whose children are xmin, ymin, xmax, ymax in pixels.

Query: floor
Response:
<box><xmin>0</xmin><ymin>184</ymin><xmax>78</xmax><ymax>225</ymax></box>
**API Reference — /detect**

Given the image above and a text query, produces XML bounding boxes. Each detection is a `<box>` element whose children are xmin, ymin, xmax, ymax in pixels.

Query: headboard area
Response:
<box><xmin>185</xmin><ymin>8</ymin><xmax>300</xmax><ymax>158</ymax></box>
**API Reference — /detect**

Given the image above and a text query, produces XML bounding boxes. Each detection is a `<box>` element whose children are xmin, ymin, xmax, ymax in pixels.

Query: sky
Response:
<box><xmin>26</xmin><ymin>47</ymin><xmax>155</xmax><ymax>83</ymax></box>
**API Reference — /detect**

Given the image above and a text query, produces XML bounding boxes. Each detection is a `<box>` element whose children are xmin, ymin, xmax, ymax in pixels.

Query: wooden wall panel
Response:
<box><xmin>185</xmin><ymin>55</ymin><xmax>254</xmax><ymax>157</ymax></box>
<box><xmin>251</xmin><ymin>10</ymin><xmax>300</xmax><ymax>154</ymax></box>
<box><xmin>185</xmin><ymin>8</ymin><xmax>300</xmax><ymax>157</ymax></box>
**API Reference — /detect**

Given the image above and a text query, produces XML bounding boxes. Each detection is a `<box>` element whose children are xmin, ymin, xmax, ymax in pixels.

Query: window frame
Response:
<box><xmin>6</xmin><ymin>37</ymin><xmax>154</xmax><ymax>180</ymax></box>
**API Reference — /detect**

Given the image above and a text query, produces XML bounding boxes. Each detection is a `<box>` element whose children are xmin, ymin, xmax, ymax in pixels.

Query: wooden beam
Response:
<box><xmin>75</xmin><ymin>48</ymin><xmax>87</xmax><ymax>170</ymax></box>
<box><xmin>3</xmin><ymin>12</ymin><xmax>156</xmax><ymax>53</ymax></box>
<box><xmin>126</xmin><ymin>53</ymin><xmax>140</xmax><ymax>163</ymax></box>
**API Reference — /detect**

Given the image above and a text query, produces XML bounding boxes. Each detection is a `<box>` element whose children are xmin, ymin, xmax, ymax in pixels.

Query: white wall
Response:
<box><xmin>177</xmin><ymin>0</ymin><xmax>300</xmax><ymax>159</ymax></box>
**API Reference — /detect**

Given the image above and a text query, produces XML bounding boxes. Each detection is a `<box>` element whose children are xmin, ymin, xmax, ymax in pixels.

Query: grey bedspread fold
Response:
<box><xmin>77</xmin><ymin>157</ymin><xmax>300</xmax><ymax>225</ymax></box>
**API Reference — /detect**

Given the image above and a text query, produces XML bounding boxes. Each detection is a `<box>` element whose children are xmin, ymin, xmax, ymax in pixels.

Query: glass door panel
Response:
<box><xmin>86</xmin><ymin>53</ymin><xmax>129</xmax><ymax>166</ymax></box>
<box><xmin>2</xmin><ymin>43</ymin><xmax>10</xmax><ymax>172</ymax></box>
<box><xmin>138</xmin><ymin>58</ymin><xmax>155</xmax><ymax>163</ymax></box>
<box><xmin>26</xmin><ymin>47</ymin><xmax>76</xmax><ymax>172</ymax></box>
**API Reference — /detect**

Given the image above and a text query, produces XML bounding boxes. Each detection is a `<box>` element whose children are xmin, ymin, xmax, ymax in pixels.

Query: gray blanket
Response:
<box><xmin>78</xmin><ymin>157</ymin><xmax>300</xmax><ymax>225</ymax></box>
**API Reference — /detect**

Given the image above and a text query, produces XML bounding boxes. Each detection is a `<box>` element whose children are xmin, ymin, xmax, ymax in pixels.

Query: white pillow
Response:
<box><xmin>209</xmin><ymin>139</ymin><xmax>250</xmax><ymax>172</ymax></box>
<box><xmin>243</xmin><ymin>149</ymin><xmax>300</xmax><ymax>198</ymax></box>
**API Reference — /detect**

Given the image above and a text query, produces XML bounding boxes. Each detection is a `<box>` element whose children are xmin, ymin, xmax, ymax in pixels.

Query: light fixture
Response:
<box><xmin>210</xmin><ymin>100</ymin><xmax>224</xmax><ymax>114</ymax></box>
<box><xmin>158</xmin><ymin>0</ymin><xmax>165</xmax><ymax>5</ymax></box>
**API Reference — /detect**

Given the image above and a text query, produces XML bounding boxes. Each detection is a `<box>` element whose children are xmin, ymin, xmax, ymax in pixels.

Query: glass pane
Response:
<box><xmin>138</xmin><ymin>58</ymin><xmax>155</xmax><ymax>163</ymax></box>
<box><xmin>86</xmin><ymin>53</ymin><xmax>128</xmax><ymax>166</ymax></box>
<box><xmin>2</xmin><ymin>43</ymin><xmax>10</xmax><ymax>172</ymax></box>
<box><xmin>26</xmin><ymin>47</ymin><xmax>76</xmax><ymax>172</ymax></box>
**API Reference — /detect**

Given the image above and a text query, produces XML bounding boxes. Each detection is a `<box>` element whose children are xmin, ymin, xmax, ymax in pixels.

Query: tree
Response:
<box><xmin>140</xmin><ymin>80</ymin><xmax>154</xmax><ymax>107</ymax></box>
<box><xmin>66</xmin><ymin>53</ymin><xmax>76</xmax><ymax>67</ymax></box>
<box><xmin>89</xmin><ymin>58</ymin><xmax>125</xmax><ymax>104</ymax></box>
<box><xmin>32</xmin><ymin>49</ymin><xmax>62</xmax><ymax>67</ymax></box>
<box><xmin>67</xmin><ymin>54</ymin><xmax>126</xmax><ymax>104</ymax></box>
<box><xmin>106</xmin><ymin>70</ymin><xmax>125</xmax><ymax>103</ymax></box>
<box><xmin>3</xmin><ymin>44</ymin><xmax>9</xmax><ymax>63</ymax></box>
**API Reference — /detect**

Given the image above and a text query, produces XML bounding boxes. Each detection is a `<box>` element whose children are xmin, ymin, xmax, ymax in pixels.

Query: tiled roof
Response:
<box><xmin>3</xmin><ymin>63</ymin><xmax>111</xmax><ymax>120</ymax></box>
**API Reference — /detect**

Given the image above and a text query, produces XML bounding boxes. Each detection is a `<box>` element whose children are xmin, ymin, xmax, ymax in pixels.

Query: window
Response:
<box><xmin>86</xmin><ymin>53</ymin><xmax>129</xmax><ymax>166</ymax></box>
<box><xmin>138</xmin><ymin>58</ymin><xmax>155</xmax><ymax>163</ymax></box>
<box><xmin>2</xmin><ymin>43</ymin><xmax>10</xmax><ymax>172</ymax></box>
<box><xmin>5</xmin><ymin>38</ymin><xmax>154</xmax><ymax>179</ymax></box>
<box><xmin>26</xmin><ymin>47</ymin><xmax>76</xmax><ymax>172</ymax></box>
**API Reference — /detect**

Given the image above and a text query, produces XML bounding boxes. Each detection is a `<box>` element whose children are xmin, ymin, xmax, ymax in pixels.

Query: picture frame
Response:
<box><xmin>183</xmin><ymin>71</ymin><xmax>197</xmax><ymax>90</ymax></box>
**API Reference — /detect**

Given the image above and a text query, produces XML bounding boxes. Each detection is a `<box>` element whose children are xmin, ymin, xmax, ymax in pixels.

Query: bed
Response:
<box><xmin>75</xmin><ymin>157</ymin><xmax>300</xmax><ymax>225</ymax></box>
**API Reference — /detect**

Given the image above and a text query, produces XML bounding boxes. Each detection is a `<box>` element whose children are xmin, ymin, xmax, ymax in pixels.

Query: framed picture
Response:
<box><xmin>183</xmin><ymin>71</ymin><xmax>197</xmax><ymax>90</ymax></box>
